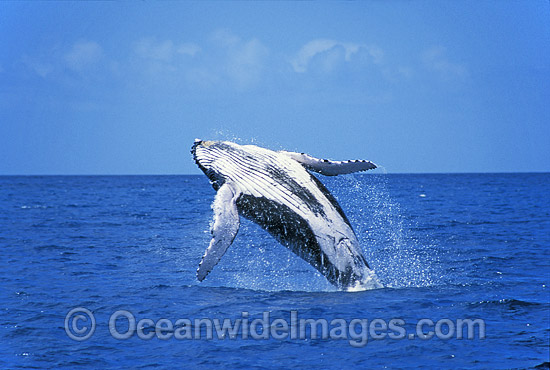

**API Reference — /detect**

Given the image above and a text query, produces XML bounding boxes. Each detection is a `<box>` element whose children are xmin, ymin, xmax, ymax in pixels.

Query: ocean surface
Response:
<box><xmin>1</xmin><ymin>173</ymin><xmax>549</xmax><ymax>369</ymax></box>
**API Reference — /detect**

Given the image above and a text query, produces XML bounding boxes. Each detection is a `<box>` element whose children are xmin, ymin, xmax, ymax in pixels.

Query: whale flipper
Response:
<box><xmin>280</xmin><ymin>151</ymin><xmax>377</xmax><ymax>176</ymax></box>
<box><xmin>197</xmin><ymin>183</ymin><xmax>241</xmax><ymax>281</ymax></box>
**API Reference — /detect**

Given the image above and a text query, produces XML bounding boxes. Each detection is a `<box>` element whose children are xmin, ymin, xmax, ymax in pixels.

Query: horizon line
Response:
<box><xmin>0</xmin><ymin>171</ymin><xmax>548</xmax><ymax>177</ymax></box>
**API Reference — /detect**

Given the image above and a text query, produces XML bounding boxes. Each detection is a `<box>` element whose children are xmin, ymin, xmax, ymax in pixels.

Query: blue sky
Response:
<box><xmin>1</xmin><ymin>1</ymin><xmax>549</xmax><ymax>174</ymax></box>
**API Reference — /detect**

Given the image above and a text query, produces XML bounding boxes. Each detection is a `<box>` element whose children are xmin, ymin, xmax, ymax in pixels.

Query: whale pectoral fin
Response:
<box><xmin>197</xmin><ymin>183</ymin><xmax>241</xmax><ymax>282</ymax></box>
<box><xmin>280</xmin><ymin>151</ymin><xmax>377</xmax><ymax>176</ymax></box>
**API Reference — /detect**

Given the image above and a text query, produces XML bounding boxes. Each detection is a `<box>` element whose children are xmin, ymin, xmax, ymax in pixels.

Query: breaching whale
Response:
<box><xmin>192</xmin><ymin>139</ymin><xmax>382</xmax><ymax>290</ymax></box>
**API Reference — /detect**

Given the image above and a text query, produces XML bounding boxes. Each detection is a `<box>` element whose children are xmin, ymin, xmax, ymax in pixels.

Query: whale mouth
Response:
<box><xmin>190</xmin><ymin>140</ymin><xmax>208</xmax><ymax>177</ymax></box>
<box><xmin>191</xmin><ymin>139</ymin><xmax>202</xmax><ymax>157</ymax></box>
<box><xmin>191</xmin><ymin>140</ymin><xmax>226</xmax><ymax>190</ymax></box>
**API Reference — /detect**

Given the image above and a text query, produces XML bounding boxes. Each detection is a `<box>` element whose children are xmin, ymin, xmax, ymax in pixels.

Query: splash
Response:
<box><xmin>345</xmin><ymin>269</ymin><xmax>384</xmax><ymax>292</ymax></box>
<box><xmin>200</xmin><ymin>172</ymin><xmax>443</xmax><ymax>292</ymax></box>
<box><xmin>222</xmin><ymin>219</ymin><xmax>337</xmax><ymax>292</ymax></box>
<box><xmin>209</xmin><ymin>129</ymin><xmax>266</xmax><ymax>148</ymax></box>
<box><xmin>326</xmin><ymin>174</ymin><xmax>442</xmax><ymax>289</ymax></box>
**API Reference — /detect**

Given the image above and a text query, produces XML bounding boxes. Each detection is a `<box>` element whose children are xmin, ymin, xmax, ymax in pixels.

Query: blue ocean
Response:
<box><xmin>1</xmin><ymin>173</ymin><xmax>549</xmax><ymax>369</ymax></box>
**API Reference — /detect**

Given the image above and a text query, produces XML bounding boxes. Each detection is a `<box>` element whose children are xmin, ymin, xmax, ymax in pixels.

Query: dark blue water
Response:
<box><xmin>1</xmin><ymin>174</ymin><xmax>549</xmax><ymax>369</ymax></box>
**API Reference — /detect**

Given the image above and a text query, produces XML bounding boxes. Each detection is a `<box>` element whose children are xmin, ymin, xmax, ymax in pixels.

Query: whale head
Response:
<box><xmin>191</xmin><ymin>139</ymin><xmax>234</xmax><ymax>190</ymax></box>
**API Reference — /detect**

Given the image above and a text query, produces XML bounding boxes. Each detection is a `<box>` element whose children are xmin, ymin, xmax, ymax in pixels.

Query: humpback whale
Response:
<box><xmin>192</xmin><ymin>139</ymin><xmax>382</xmax><ymax>290</ymax></box>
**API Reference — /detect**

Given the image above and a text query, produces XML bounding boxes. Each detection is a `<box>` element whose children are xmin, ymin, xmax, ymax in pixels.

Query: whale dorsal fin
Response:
<box><xmin>197</xmin><ymin>183</ymin><xmax>241</xmax><ymax>281</ymax></box>
<box><xmin>280</xmin><ymin>151</ymin><xmax>377</xmax><ymax>176</ymax></box>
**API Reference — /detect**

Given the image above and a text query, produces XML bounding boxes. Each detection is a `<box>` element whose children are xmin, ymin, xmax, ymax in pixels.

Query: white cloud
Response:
<box><xmin>422</xmin><ymin>46</ymin><xmax>467</xmax><ymax>80</ymax></box>
<box><xmin>367</xmin><ymin>46</ymin><xmax>384</xmax><ymax>64</ymax></box>
<box><xmin>21</xmin><ymin>41</ymin><xmax>102</xmax><ymax>78</ymax></box>
<box><xmin>382</xmin><ymin>65</ymin><xmax>414</xmax><ymax>82</ymax></box>
<box><xmin>133</xmin><ymin>37</ymin><xmax>200</xmax><ymax>62</ymax></box>
<box><xmin>177</xmin><ymin>43</ymin><xmax>200</xmax><ymax>57</ymax></box>
<box><xmin>207</xmin><ymin>29</ymin><xmax>269</xmax><ymax>90</ymax></box>
<box><xmin>64</xmin><ymin>40</ymin><xmax>103</xmax><ymax>71</ymax></box>
<box><xmin>291</xmin><ymin>39</ymin><xmax>382</xmax><ymax>73</ymax></box>
<box><xmin>129</xmin><ymin>32</ymin><xmax>268</xmax><ymax>91</ymax></box>
<box><xmin>184</xmin><ymin>66</ymin><xmax>220</xmax><ymax>89</ymax></box>
<box><xmin>134</xmin><ymin>38</ymin><xmax>174</xmax><ymax>62</ymax></box>
<box><xmin>226</xmin><ymin>38</ymin><xmax>268</xmax><ymax>89</ymax></box>
<box><xmin>130</xmin><ymin>37</ymin><xmax>202</xmax><ymax>84</ymax></box>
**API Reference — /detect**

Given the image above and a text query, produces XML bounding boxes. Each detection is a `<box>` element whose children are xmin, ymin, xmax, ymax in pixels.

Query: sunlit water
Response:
<box><xmin>1</xmin><ymin>174</ymin><xmax>549</xmax><ymax>368</ymax></box>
